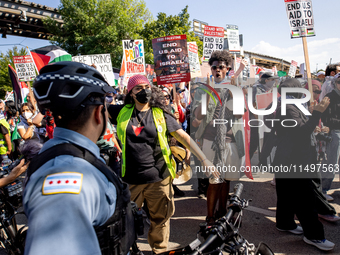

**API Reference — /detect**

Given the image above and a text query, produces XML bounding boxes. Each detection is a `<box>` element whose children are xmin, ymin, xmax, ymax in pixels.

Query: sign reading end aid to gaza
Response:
<box><xmin>285</xmin><ymin>0</ymin><xmax>315</xmax><ymax>38</ymax></box>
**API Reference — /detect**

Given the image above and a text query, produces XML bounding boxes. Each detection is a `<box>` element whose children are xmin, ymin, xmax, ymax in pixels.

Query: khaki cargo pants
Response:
<box><xmin>129</xmin><ymin>176</ymin><xmax>175</xmax><ymax>254</ymax></box>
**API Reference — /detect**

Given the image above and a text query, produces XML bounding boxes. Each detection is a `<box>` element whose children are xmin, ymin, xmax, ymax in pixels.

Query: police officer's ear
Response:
<box><xmin>94</xmin><ymin>105</ymin><xmax>105</xmax><ymax>125</ymax></box>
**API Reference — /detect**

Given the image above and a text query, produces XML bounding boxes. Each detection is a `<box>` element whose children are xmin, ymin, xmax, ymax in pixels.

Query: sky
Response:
<box><xmin>1</xmin><ymin>0</ymin><xmax>339</xmax><ymax>72</ymax></box>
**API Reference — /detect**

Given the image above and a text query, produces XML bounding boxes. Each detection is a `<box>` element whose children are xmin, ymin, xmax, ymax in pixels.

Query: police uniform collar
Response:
<box><xmin>41</xmin><ymin>127</ymin><xmax>103</xmax><ymax>163</ymax></box>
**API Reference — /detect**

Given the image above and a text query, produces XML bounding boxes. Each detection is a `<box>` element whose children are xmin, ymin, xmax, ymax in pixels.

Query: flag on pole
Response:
<box><xmin>8</xmin><ymin>65</ymin><xmax>23</xmax><ymax>106</ymax></box>
<box><xmin>29</xmin><ymin>45</ymin><xmax>72</xmax><ymax>72</ymax></box>
<box><xmin>11</xmin><ymin>122</ymin><xmax>21</xmax><ymax>141</ymax></box>
<box><xmin>243</xmin><ymin>94</ymin><xmax>253</xmax><ymax>180</ymax></box>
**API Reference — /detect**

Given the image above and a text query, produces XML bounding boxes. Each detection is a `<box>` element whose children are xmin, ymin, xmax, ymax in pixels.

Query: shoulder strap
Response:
<box><xmin>27</xmin><ymin>143</ymin><xmax>128</xmax><ymax>199</ymax></box>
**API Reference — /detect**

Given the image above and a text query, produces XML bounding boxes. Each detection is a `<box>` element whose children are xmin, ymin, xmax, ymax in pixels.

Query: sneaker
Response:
<box><xmin>198</xmin><ymin>193</ymin><xmax>205</xmax><ymax>199</ymax></box>
<box><xmin>318</xmin><ymin>214</ymin><xmax>340</xmax><ymax>222</ymax></box>
<box><xmin>324</xmin><ymin>194</ymin><xmax>334</xmax><ymax>201</ymax></box>
<box><xmin>173</xmin><ymin>185</ymin><xmax>185</xmax><ymax>197</ymax></box>
<box><xmin>303</xmin><ymin>237</ymin><xmax>335</xmax><ymax>251</ymax></box>
<box><xmin>277</xmin><ymin>226</ymin><xmax>303</xmax><ymax>235</ymax></box>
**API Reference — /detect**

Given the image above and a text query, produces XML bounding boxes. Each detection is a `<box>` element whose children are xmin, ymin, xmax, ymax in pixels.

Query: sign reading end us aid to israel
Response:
<box><xmin>285</xmin><ymin>0</ymin><xmax>315</xmax><ymax>38</ymax></box>
<box><xmin>122</xmin><ymin>40</ymin><xmax>145</xmax><ymax>76</ymax></box>
<box><xmin>152</xmin><ymin>35</ymin><xmax>190</xmax><ymax>85</ymax></box>
<box><xmin>13</xmin><ymin>56</ymin><xmax>36</xmax><ymax>82</ymax></box>
<box><xmin>203</xmin><ymin>25</ymin><xmax>224</xmax><ymax>62</ymax></box>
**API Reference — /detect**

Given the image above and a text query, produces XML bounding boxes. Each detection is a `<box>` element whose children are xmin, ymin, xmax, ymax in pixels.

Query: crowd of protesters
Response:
<box><xmin>1</xmin><ymin>51</ymin><xmax>340</xmax><ymax>253</ymax></box>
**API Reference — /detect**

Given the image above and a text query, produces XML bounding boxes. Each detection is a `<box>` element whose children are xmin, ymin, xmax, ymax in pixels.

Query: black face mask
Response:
<box><xmin>135</xmin><ymin>89</ymin><xmax>152</xmax><ymax>104</ymax></box>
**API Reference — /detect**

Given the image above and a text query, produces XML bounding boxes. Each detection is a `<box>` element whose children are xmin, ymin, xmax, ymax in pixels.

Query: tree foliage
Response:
<box><xmin>139</xmin><ymin>6</ymin><xmax>203</xmax><ymax>65</ymax></box>
<box><xmin>0</xmin><ymin>46</ymin><xmax>27</xmax><ymax>99</ymax></box>
<box><xmin>44</xmin><ymin>0</ymin><xmax>152</xmax><ymax>67</ymax></box>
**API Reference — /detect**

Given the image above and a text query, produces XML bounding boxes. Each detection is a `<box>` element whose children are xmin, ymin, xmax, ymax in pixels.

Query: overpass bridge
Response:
<box><xmin>0</xmin><ymin>0</ymin><xmax>62</xmax><ymax>40</ymax></box>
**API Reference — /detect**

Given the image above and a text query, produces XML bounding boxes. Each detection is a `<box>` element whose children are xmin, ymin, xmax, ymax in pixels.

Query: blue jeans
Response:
<box><xmin>321</xmin><ymin>130</ymin><xmax>340</xmax><ymax>193</ymax></box>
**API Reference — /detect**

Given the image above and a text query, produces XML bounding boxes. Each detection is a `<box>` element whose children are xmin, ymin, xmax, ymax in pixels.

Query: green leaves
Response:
<box><xmin>0</xmin><ymin>46</ymin><xmax>27</xmax><ymax>98</ymax></box>
<box><xmin>140</xmin><ymin>6</ymin><xmax>202</xmax><ymax>64</ymax></box>
<box><xmin>44</xmin><ymin>1</ymin><xmax>201</xmax><ymax>68</ymax></box>
<box><xmin>44</xmin><ymin>0</ymin><xmax>152</xmax><ymax>67</ymax></box>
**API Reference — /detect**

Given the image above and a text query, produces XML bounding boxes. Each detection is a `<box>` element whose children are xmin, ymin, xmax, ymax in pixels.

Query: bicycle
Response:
<box><xmin>0</xmin><ymin>159</ymin><xmax>27</xmax><ymax>255</ymax></box>
<box><xmin>156</xmin><ymin>183</ymin><xmax>274</xmax><ymax>255</ymax></box>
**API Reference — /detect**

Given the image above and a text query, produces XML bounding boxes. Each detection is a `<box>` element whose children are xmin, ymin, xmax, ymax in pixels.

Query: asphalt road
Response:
<box><xmin>2</xmin><ymin>173</ymin><xmax>339</xmax><ymax>255</ymax></box>
<box><xmin>136</xmin><ymin>173</ymin><xmax>340</xmax><ymax>255</ymax></box>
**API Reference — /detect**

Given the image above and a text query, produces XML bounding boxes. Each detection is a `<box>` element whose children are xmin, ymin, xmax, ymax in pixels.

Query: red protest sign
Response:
<box><xmin>203</xmin><ymin>25</ymin><xmax>224</xmax><ymax>61</ymax></box>
<box><xmin>203</xmin><ymin>26</ymin><xmax>224</xmax><ymax>37</ymax></box>
<box><xmin>152</xmin><ymin>35</ymin><xmax>190</xmax><ymax>85</ymax></box>
<box><xmin>256</xmin><ymin>92</ymin><xmax>275</xmax><ymax>110</ymax></box>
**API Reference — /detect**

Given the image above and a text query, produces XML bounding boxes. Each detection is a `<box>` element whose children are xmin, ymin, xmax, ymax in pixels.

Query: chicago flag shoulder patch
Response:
<box><xmin>42</xmin><ymin>172</ymin><xmax>83</xmax><ymax>195</ymax></box>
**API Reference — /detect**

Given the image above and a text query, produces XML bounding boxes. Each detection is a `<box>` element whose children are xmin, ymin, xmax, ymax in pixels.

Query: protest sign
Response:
<box><xmin>284</xmin><ymin>0</ymin><xmax>315</xmax><ymax>101</ymax></box>
<box><xmin>12</xmin><ymin>55</ymin><xmax>36</xmax><ymax>82</ymax></box>
<box><xmin>122</xmin><ymin>40</ymin><xmax>145</xmax><ymax>76</ymax></box>
<box><xmin>187</xmin><ymin>42</ymin><xmax>201</xmax><ymax>78</ymax></box>
<box><xmin>272</xmin><ymin>66</ymin><xmax>277</xmax><ymax>76</ymax></box>
<box><xmin>5</xmin><ymin>91</ymin><xmax>14</xmax><ymax>102</ymax></box>
<box><xmin>242</xmin><ymin>57</ymin><xmax>251</xmax><ymax>82</ymax></box>
<box><xmin>285</xmin><ymin>0</ymin><xmax>315</xmax><ymax>38</ymax></box>
<box><xmin>152</xmin><ymin>35</ymin><xmax>190</xmax><ymax>85</ymax></box>
<box><xmin>145</xmin><ymin>64</ymin><xmax>157</xmax><ymax>84</ymax></box>
<box><xmin>288</xmin><ymin>60</ymin><xmax>298</xmax><ymax>77</ymax></box>
<box><xmin>203</xmin><ymin>25</ymin><xmax>224</xmax><ymax>61</ymax></box>
<box><xmin>256</xmin><ymin>92</ymin><xmax>275</xmax><ymax>110</ymax></box>
<box><xmin>72</xmin><ymin>54</ymin><xmax>115</xmax><ymax>87</ymax></box>
<box><xmin>226</xmin><ymin>24</ymin><xmax>240</xmax><ymax>53</ymax></box>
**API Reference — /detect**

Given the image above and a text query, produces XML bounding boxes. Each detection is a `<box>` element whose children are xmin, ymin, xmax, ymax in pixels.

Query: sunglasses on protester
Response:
<box><xmin>164</xmin><ymin>95</ymin><xmax>170</xmax><ymax>100</ymax></box>
<box><xmin>211</xmin><ymin>65</ymin><xmax>228</xmax><ymax>71</ymax></box>
<box><xmin>313</xmin><ymin>90</ymin><xmax>321</xmax><ymax>94</ymax></box>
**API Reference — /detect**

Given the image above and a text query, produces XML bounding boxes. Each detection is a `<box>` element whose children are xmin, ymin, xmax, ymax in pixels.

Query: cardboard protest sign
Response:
<box><xmin>12</xmin><ymin>56</ymin><xmax>36</xmax><ymax>82</ymax></box>
<box><xmin>285</xmin><ymin>0</ymin><xmax>315</xmax><ymax>38</ymax></box>
<box><xmin>152</xmin><ymin>35</ymin><xmax>190</xmax><ymax>85</ymax></box>
<box><xmin>256</xmin><ymin>92</ymin><xmax>275</xmax><ymax>110</ymax></box>
<box><xmin>72</xmin><ymin>54</ymin><xmax>115</xmax><ymax>87</ymax></box>
<box><xmin>288</xmin><ymin>60</ymin><xmax>298</xmax><ymax>77</ymax></box>
<box><xmin>145</xmin><ymin>64</ymin><xmax>157</xmax><ymax>84</ymax></box>
<box><xmin>203</xmin><ymin>26</ymin><xmax>224</xmax><ymax>61</ymax></box>
<box><xmin>187</xmin><ymin>42</ymin><xmax>201</xmax><ymax>78</ymax></box>
<box><xmin>226</xmin><ymin>24</ymin><xmax>240</xmax><ymax>53</ymax></box>
<box><xmin>122</xmin><ymin>40</ymin><xmax>145</xmax><ymax>76</ymax></box>
<box><xmin>242</xmin><ymin>57</ymin><xmax>251</xmax><ymax>81</ymax></box>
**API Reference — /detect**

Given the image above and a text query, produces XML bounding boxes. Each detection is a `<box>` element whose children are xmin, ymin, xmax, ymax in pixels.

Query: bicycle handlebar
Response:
<box><xmin>233</xmin><ymin>183</ymin><xmax>243</xmax><ymax>200</ymax></box>
<box><xmin>189</xmin><ymin>183</ymin><xmax>244</xmax><ymax>255</ymax></box>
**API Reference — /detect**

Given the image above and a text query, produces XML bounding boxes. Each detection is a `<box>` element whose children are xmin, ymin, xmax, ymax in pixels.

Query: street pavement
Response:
<box><xmin>2</xmin><ymin>173</ymin><xmax>339</xmax><ymax>255</ymax></box>
<box><xmin>136</xmin><ymin>173</ymin><xmax>340</xmax><ymax>255</ymax></box>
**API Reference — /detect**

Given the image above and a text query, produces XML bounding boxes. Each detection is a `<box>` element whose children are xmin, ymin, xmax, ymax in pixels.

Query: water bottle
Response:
<box><xmin>1</xmin><ymin>155</ymin><xmax>13</xmax><ymax>171</ymax></box>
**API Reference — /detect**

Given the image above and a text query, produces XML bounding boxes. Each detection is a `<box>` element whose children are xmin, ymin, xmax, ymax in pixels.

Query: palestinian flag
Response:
<box><xmin>11</xmin><ymin>122</ymin><xmax>21</xmax><ymax>141</ymax></box>
<box><xmin>30</xmin><ymin>45</ymin><xmax>72</xmax><ymax>72</ymax></box>
<box><xmin>291</xmin><ymin>29</ymin><xmax>300</xmax><ymax>38</ymax></box>
<box><xmin>307</xmin><ymin>28</ymin><xmax>315</xmax><ymax>36</ymax></box>
<box><xmin>113</xmin><ymin>67</ymin><xmax>120</xmax><ymax>87</ymax></box>
<box><xmin>8</xmin><ymin>65</ymin><xmax>23</xmax><ymax>106</ymax></box>
<box><xmin>256</xmin><ymin>67</ymin><xmax>264</xmax><ymax>75</ymax></box>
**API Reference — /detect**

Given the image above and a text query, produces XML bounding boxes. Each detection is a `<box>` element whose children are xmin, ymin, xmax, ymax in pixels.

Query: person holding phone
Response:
<box><xmin>17</xmin><ymin>103</ymin><xmax>46</xmax><ymax>143</ymax></box>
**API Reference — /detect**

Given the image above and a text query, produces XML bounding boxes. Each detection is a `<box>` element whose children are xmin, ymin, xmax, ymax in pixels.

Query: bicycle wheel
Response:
<box><xmin>255</xmin><ymin>242</ymin><xmax>274</xmax><ymax>255</ymax></box>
